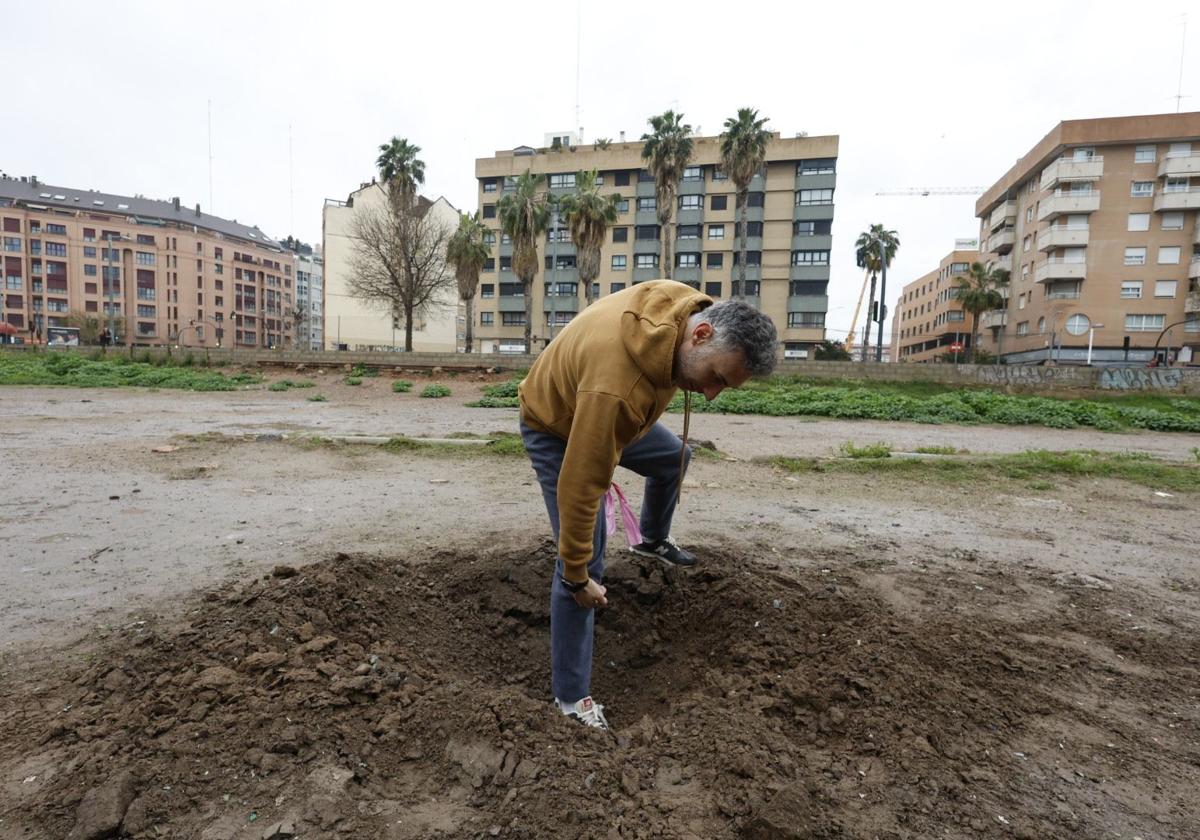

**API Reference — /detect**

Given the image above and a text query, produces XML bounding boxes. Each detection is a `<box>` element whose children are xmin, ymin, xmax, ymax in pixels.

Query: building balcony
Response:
<box><xmin>988</xmin><ymin>201</ymin><xmax>1017</xmax><ymax>230</ymax></box>
<box><xmin>787</xmin><ymin>294</ymin><xmax>829</xmax><ymax>312</ymax></box>
<box><xmin>979</xmin><ymin>309</ymin><xmax>1007</xmax><ymax>330</ymax></box>
<box><xmin>1189</xmin><ymin>257</ymin><xmax>1200</xmax><ymax>281</ymax></box>
<box><xmin>793</xmin><ymin>204</ymin><xmax>833</xmax><ymax>222</ymax></box>
<box><xmin>1037</xmin><ymin>191</ymin><xmax>1100</xmax><ymax>221</ymax></box>
<box><xmin>678</xmin><ymin>179</ymin><xmax>706</xmax><ymax>196</ymax></box>
<box><xmin>987</xmin><ymin>229</ymin><xmax>1015</xmax><ymax>254</ymax></box>
<box><xmin>1152</xmin><ymin>187</ymin><xmax>1200</xmax><ymax>212</ymax></box>
<box><xmin>635</xmin><ymin>209</ymin><xmax>659</xmax><ymax>226</ymax></box>
<box><xmin>1034</xmin><ymin>259</ymin><xmax>1086</xmax><ymax>283</ymax></box>
<box><xmin>497</xmin><ymin>295</ymin><xmax>526</xmax><ymax>313</ymax></box>
<box><xmin>1184</xmin><ymin>290</ymin><xmax>1200</xmax><ymax>314</ymax></box>
<box><xmin>1044</xmin><ymin>280</ymin><xmax>1083</xmax><ymax>300</ymax></box>
<box><xmin>989</xmin><ymin>254</ymin><xmax>1012</xmax><ymax>273</ymax></box>
<box><xmin>636</xmin><ymin>181</ymin><xmax>656</xmax><ymax>198</ymax></box>
<box><xmin>789</xmin><ymin>264</ymin><xmax>829</xmax><ymax>281</ymax></box>
<box><xmin>632</xmin><ymin>267</ymin><xmax>661</xmax><ymax>283</ymax></box>
<box><xmin>1039</xmin><ymin>156</ymin><xmax>1104</xmax><ymax>190</ymax></box>
<box><xmin>1037</xmin><ymin>226</ymin><xmax>1089</xmax><ymax>251</ymax></box>
<box><xmin>1157</xmin><ymin>152</ymin><xmax>1200</xmax><ymax>178</ymax></box>
<box><xmin>633</xmin><ymin>238</ymin><xmax>660</xmax><ymax>254</ymax></box>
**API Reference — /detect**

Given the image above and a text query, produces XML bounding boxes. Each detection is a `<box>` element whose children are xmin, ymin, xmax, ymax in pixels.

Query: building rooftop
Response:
<box><xmin>0</xmin><ymin>174</ymin><xmax>282</xmax><ymax>249</ymax></box>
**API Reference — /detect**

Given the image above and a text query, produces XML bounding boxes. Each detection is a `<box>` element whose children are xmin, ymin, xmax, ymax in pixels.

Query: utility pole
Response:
<box><xmin>875</xmin><ymin>249</ymin><xmax>887</xmax><ymax>362</ymax></box>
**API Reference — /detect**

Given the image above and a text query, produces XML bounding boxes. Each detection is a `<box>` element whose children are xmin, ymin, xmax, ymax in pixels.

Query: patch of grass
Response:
<box><xmin>350</xmin><ymin>364</ymin><xmax>380</xmax><ymax>378</ymax></box>
<box><xmin>467</xmin><ymin>377</ymin><xmax>523</xmax><ymax>408</ymax></box>
<box><xmin>467</xmin><ymin>396</ymin><xmax>520</xmax><ymax>408</ymax></box>
<box><xmin>913</xmin><ymin>445</ymin><xmax>960</xmax><ymax>455</ymax></box>
<box><xmin>667</xmin><ymin>378</ymin><xmax>1200</xmax><ymax>433</ymax></box>
<box><xmin>268</xmin><ymin>379</ymin><xmax>315</xmax><ymax>392</ymax></box>
<box><xmin>0</xmin><ymin>352</ymin><xmax>260</xmax><ymax>391</ymax></box>
<box><xmin>421</xmin><ymin>383</ymin><xmax>451</xmax><ymax>398</ymax></box>
<box><xmin>307</xmin><ymin>394</ymin><xmax>328</xmax><ymax>402</ymax></box>
<box><xmin>392</xmin><ymin>379</ymin><xmax>413</xmax><ymax>393</ymax></box>
<box><xmin>344</xmin><ymin>376</ymin><xmax>363</xmax><ymax>386</ymax></box>
<box><xmin>1027</xmin><ymin>481</ymin><xmax>1056</xmax><ymax>491</ymax></box>
<box><xmin>378</xmin><ymin>433</ymin><xmax>526</xmax><ymax>458</ymax></box>
<box><xmin>769</xmin><ymin>449</ymin><xmax>1200</xmax><ymax>493</ymax></box>
<box><xmin>840</xmin><ymin>441</ymin><xmax>893</xmax><ymax>459</ymax></box>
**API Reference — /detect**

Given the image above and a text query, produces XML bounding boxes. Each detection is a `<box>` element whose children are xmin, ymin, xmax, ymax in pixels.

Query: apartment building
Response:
<box><xmin>293</xmin><ymin>246</ymin><xmax>325</xmax><ymax>351</ymax></box>
<box><xmin>472</xmin><ymin>131</ymin><xmax>839</xmax><ymax>357</ymax></box>
<box><xmin>892</xmin><ymin>249</ymin><xmax>978</xmax><ymax>362</ymax></box>
<box><xmin>322</xmin><ymin>182</ymin><xmax>460</xmax><ymax>352</ymax></box>
<box><xmin>975</xmin><ymin>112</ymin><xmax>1200</xmax><ymax>365</ymax></box>
<box><xmin>0</xmin><ymin>175</ymin><xmax>295</xmax><ymax>348</ymax></box>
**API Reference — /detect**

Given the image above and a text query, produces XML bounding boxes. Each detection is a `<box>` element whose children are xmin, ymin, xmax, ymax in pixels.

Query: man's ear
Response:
<box><xmin>692</xmin><ymin>321</ymin><xmax>713</xmax><ymax>345</ymax></box>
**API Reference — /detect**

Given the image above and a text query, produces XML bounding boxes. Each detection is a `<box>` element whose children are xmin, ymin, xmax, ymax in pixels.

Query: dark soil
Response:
<box><xmin>1</xmin><ymin>543</ymin><xmax>1197</xmax><ymax>839</ymax></box>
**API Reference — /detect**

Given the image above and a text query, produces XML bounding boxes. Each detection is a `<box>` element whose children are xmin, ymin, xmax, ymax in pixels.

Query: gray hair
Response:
<box><xmin>695</xmin><ymin>300</ymin><xmax>778</xmax><ymax>376</ymax></box>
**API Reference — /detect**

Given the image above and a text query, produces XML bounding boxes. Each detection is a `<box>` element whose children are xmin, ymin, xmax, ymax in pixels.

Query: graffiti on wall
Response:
<box><xmin>1096</xmin><ymin>368</ymin><xmax>1184</xmax><ymax>391</ymax></box>
<box><xmin>973</xmin><ymin>366</ymin><xmax>1078</xmax><ymax>387</ymax></box>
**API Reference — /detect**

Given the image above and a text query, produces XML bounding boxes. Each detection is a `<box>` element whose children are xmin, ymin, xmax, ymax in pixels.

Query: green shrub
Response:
<box><xmin>392</xmin><ymin>379</ymin><xmax>413</xmax><ymax>393</ymax></box>
<box><xmin>350</xmin><ymin>364</ymin><xmax>380</xmax><ymax>378</ymax></box>
<box><xmin>421</xmin><ymin>383</ymin><xmax>451</xmax><ymax>398</ymax></box>
<box><xmin>345</xmin><ymin>376</ymin><xmax>362</xmax><ymax>386</ymax></box>
<box><xmin>840</xmin><ymin>441</ymin><xmax>893</xmax><ymax>459</ymax></box>
<box><xmin>0</xmin><ymin>352</ymin><xmax>261</xmax><ymax>391</ymax></box>
<box><xmin>914</xmin><ymin>445</ymin><xmax>958</xmax><ymax>455</ymax></box>
<box><xmin>269</xmin><ymin>381</ymin><xmax>291</xmax><ymax>392</ymax></box>
<box><xmin>307</xmin><ymin>394</ymin><xmax>327</xmax><ymax>402</ymax></box>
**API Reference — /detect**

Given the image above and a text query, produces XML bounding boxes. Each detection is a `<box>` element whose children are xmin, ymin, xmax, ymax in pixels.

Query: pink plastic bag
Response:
<box><xmin>603</xmin><ymin>482</ymin><xmax>643</xmax><ymax>548</ymax></box>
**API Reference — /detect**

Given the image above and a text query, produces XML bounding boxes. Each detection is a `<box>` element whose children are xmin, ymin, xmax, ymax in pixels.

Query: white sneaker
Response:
<box><xmin>557</xmin><ymin>695</ymin><xmax>610</xmax><ymax>731</ymax></box>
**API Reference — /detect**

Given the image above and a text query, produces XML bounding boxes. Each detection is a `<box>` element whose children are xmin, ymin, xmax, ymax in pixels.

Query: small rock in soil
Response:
<box><xmin>66</xmin><ymin>769</ymin><xmax>137</xmax><ymax>840</ymax></box>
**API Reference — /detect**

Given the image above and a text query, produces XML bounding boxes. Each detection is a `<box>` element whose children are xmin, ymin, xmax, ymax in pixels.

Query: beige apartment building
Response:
<box><xmin>975</xmin><ymin>112</ymin><xmax>1200</xmax><ymax>365</ymax></box>
<box><xmin>322</xmin><ymin>182</ymin><xmax>460</xmax><ymax>352</ymax></box>
<box><xmin>472</xmin><ymin>131</ymin><xmax>839</xmax><ymax>357</ymax></box>
<box><xmin>0</xmin><ymin>175</ymin><xmax>295</xmax><ymax>348</ymax></box>
<box><xmin>892</xmin><ymin>249</ymin><xmax>978</xmax><ymax>362</ymax></box>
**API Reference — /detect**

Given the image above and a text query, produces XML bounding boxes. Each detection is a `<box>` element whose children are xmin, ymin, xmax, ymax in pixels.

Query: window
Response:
<box><xmin>1121</xmin><ymin>281</ymin><xmax>1143</xmax><ymax>299</ymax></box>
<box><xmin>796</xmin><ymin>189</ymin><xmax>834</xmax><ymax>205</ymax></box>
<box><xmin>617</xmin><ymin>199</ymin><xmax>630</xmax><ymax>213</ymax></box>
<box><xmin>682</xmin><ymin>166</ymin><xmax>702</xmax><ymax>182</ymax></box>
<box><xmin>1131</xmin><ymin>181</ymin><xmax>1154</xmax><ymax>197</ymax></box>
<box><xmin>1128</xmin><ymin>213</ymin><xmax>1150</xmax><ymax>232</ymax></box>
<box><xmin>2</xmin><ymin>218</ymin><xmax>19</xmax><ymax>233</ymax></box>
<box><xmin>482</xmin><ymin>179</ymin><xmax>497</xmax><ymax>193</ymax></box>
<box><xmin>746</xmin><ymin>192</ymin><xmax>764</xmax><ymax>208</ymax></box>
<box><xmin>1168</xmin><ymin>142</ymin><xmax>1193</xmax><ymax>157</ymax></box>
<box><xmin>1064</xmin><ymin>314</ymin><xmax>1090</xmax><ymax>335</ymax></box>
<box><xmin>503</xmin><ymin>176</ymin><xmax>517</xmax><ymax>192</ymax></box>
<box><xmin>950</xmin><ymin>262</ymin><xmax>970</xmax><ymax>274</ymax></box>
<box><xmin>499</xmin><ymin>282</ymin><xmax>523</xmax><ymax>296</ymax></box>
<box><xmin>614</xmin><ymin>171</ymin><xmax>631</xmax><ymax>187</ymax></box>
<box><xmin>482</xmin><ymin>204</ymin><xmax>496</xmax><ymax>219</ymax></box>
<box><xmin>591</xmin><ymin>282</ymin><xmax>599</xmax><ymax>298</ymax></box>
<box><xmin>1022</xmin><ymin>235</ymin><xmax>1031</xmax><ymax>253</ymax></box>
<box><xmin>610</xmin><ymin>282</ymin><xmax>625</xmax><ymax>293</ymax></box>
<box><xmin>791</xmin><ymin>250</ymin><xmax>830</xmax><ymax>266</ymax></box>
<box><xmin>1134</xmin><ymin>144</ymin><xmax>1156</xmax><ymax>163</ymax></box>
<box><xmin>793</xmin><ymin>219</ymin><xmax>832</xmax><ymax>236</ymax></box>
<box><xmin>634</xmin><ymin>254</ymin><xmax>659</xmax><ymax>269</ymax></box>
<box><xmin>136</xmin><ymin>234</ymin><xmax>155</xmax><ymax>245</ymax></box>
<box><xmin>543</xmin><ymin>255</ymin><xmax>576</xmax><ymax>270</ymax></box>
<box><xmin>549</xmin><ymin>173</ymin><xmax>576</xmax><ymax>189</ymax></box>
<box><xmin>638</xmin><ymin>169</ymin><xmax>655</xmax><ymax>182</ymax></box>
<box><xmin>1071</xmin><ymin>146</ymin><xmax>1095</xmax><ymax>161</ymax></box>
<box><xmin>84</xmin><ymin>264</ymin><xmax>97</xmax><ymax>276</ymax></box>
<box><xmin>634</xmin><ymin>225</ymin><xmax>660</xmax><ymax>241</ymax></box>
<box><xmin>1158</xmin><ymin>246</ymin><xmax>1181</xmax><ymax>264</ymax></box>
<box><xmin>1016</xmin><ymin>321</ymin><xmax>1029</xmax><ymax>336</ymax></box>
<box><xmin>1161</xmin><ymin>211</ymin><xmax>1185</xmax><ymax>230</ymax></box>
<box><xmin>706</xmin><ymin>253</ymin><xmax>724</xmax><ymax>269</ymax></box>
<box><xmin>732</xmin><ymin>251</ymin><xmax>762</xmax><ymax>266</ymax></box>
<box><xmin>637</xmin><ymin>197</ymin><xmax>657</xmax><ymax>212</ymax></box>
<box><xmin>705</xmin><ymin>282</ymin><xmax>722</xmax><ymax>296</ymax></box>
<box><xmin>137</xmin><ymin>304</ymin><xmax>156</xmax><ymax>318</ymax></box>
<box><xmin>544</xmin><ymin>281</ymin><xmax>577</xmax><ymax>296</ymax></box>
<box><xmin>612</xmin><ymin>227</ymin><xmax>628</xmax><ymax>243</ymax></box>
<box><xmin>499</xmin><ymin>256</ymin><xmax>512</xmax><ymax>271</ymax></box>
<box><xmin>1026</xmin><ymin>207</ymin><xmax>1034</xmax><ymax>223</ymax></box>
<box><xmin>1125</xmin><ymin>313</ymin><xmax>1164</xmax><ymax>332</ymax></box>
<box><xmin>483</xmin><ymin>257</ymin><xmax>496</xmax><ymax>272</ymax></box>
<box><xmin>797</xmin><ymin>159</ymin><xmax>836</xmax><ymax>175</ymax></box>
<box><xmin>1124</xmin><ymin>247</ymin><xmax>1146</xmax><ymax>266</ymax></box>
<box><xmin>676</xmin><ymin>253</ymin><xmax>700</xmax><ymax>268</ymax></box>
<box><xmin>547</xmin><ymin>228</ymin><xmax>570</xmax><ymax>243</ymax></box>
<box><xmin>481</xmin><ymin>284</ymin><xmax>495</xmax><ymax>298</ymax></box>
<box><xmin>708</xmin><ymin>224</ymin><xmax>725</xmax><ymax>239</ymax></box>
<box><xmin>136</xmin><ymin>251</ymin><xmax>156</xmax><ymax>265</ymax></box>
<box><xmin>677</xmin><ymin>224</ymin><xmax>700</xmax><ymax>239</ymax></box>
<box><xmin>710</xmin><ymin>195</ymin><xmax>728</xmax><ymax>211</ymax></box>
<box><xmin>735</xmin><ymin>221</ymin><xmax>764</xmax><ymax>238</ymax></box>
<box><xmin>611</xmin><ymin>255</ymin><xmax>627</xmax><ymax>270</ymax></box>
<box><xmin>501</xmin><ymin>233</ymin><xmax>512</xmax><ymax>245</ymax></box>
<box><xmin>82</xmin><ymin>246</ymin><xmax>97</xmax><ymax>258</ymax></box>
<box><xmin>2</xmin><ymin>237</ymin><xmax>20</xmax><ymax>252</ymax></box>
<box><xmin>711</xmin><ymin>167</ymin><xmax>728</xmax><ymax>182</ymax></box>
<box><xmin>1155</xmin><ymin>280</ymin><xmax>1177</xmax><ymax>298</ymax></box>
<box><xmin>731</xmin><ymin>280</ymin><xmax>760</xmax><ymax>296</ymax></box>
<box><xmin>483</xmin><ymin>231</ymin><xmax>496</xmax><ymax>246</ymax></box>
<box><xmin>501</xmin><ymin>312</ymin><xmax>526</xmax><ymax>326</ymax></box>
<box><xmin>43</xmin><ymin>242</ymin><xmax>66</xmax><ymax>257</ymax></box>
<box><xmin>679</xmin><ymin>195</ymin><xmax>702</xmax><ymax>211</ymax></box>
<box><xmin>788</xmin><ymin>312</ymin><xmax>825</xmax><ymax>328</ymax></box>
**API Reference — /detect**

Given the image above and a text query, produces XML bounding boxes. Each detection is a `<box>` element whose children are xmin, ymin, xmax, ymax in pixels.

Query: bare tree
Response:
<box><xmin>347</xmin><ymin>198</ymin><xmax>455</xmax><ymax>351</ymax></box>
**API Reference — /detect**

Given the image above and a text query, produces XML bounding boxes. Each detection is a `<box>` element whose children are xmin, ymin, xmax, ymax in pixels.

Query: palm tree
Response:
<box><xmin>560</xmin><ymin>169</ymin><xmax>621</xmax><ymax>306</ymax></box>
<box><xmin>854</xmin><ymin>224</ymin><xmax>900</xmax><ymax>361</ymax></box>
<box><xmin>641</xmin><ymin>110</ymin><xmax>693</xmax><ymax>279</ymax></box>
<box><xmin>953</xmin><ymin>262</ymin><xmax>1010</xmax><ymax>363</ymax></box>
<box><xmin>720</xmin><ymin>108</ymin><xmax>771</xmax><ymax>299</ymax></box>
<box><xmin>446</xmin><ymin>212</ymin><xmax>491</xmax><ymax>354</ymax></box>
<box><xmin>376</xmin><ymin>137</ymin><xmax>425</xmax><ymax>210</ymax></box>
<box><xmin>497</xmin><ymin>171</ymin><xmax>551</xmax><ymax>353</ymax></box>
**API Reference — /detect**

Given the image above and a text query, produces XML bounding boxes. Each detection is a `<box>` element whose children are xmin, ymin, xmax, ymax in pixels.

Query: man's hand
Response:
<box><xmin>573</xmin><ymin>578</ymin><xmax>608</xmax><ymax>609</ymax></box>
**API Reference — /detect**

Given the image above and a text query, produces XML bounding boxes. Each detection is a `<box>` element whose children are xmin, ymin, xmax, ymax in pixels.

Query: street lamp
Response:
<box><xmin>103</xmin><ymin>232</ymin><xmax>130</xmax><ymax>350</ymax></box>
<box><xmin>1086</xmin><ymin>323</ymin><xmax>1105</xmax><ymax>366</ymax></box>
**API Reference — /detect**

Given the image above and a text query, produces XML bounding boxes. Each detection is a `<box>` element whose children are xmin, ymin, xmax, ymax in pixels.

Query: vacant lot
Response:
<box><xmin>1</xmin><ymin>374</ymin><xmax>1198</xmax><ymax>839</ymax></box>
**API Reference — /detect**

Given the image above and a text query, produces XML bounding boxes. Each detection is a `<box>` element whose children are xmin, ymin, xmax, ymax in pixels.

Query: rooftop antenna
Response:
<box><xmin>574</xmin><ymin>0</ymin><xmax>582</xmax><ymax>140</ymax></box>
<box><xmin>1174</xmin><ymin>13</ymin><xmax>1189</xmax><ymax>113</ymax></box>
<box><xmin>289</xmin><ymin>124</ymin><xmax>294</xmax><ymax>235</ymax></box>
<box><xmin>207</xmin><ymin>99</ymin><xmax>214</xmax><ymax>214</ymax></box>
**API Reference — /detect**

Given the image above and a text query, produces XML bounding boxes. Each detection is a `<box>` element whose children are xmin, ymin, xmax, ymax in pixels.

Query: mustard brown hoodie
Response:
<box><xmin>519</xmin><ymin>280</ymin><xmax>712</xmax><ymax>584</ymax></box>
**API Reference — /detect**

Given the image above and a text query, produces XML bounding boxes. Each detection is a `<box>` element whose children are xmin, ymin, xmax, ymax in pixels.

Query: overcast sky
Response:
<box><xmin>6</xmin><ymin>0</ymin><xmax>1198</xmax><ymax>341</ymax></box>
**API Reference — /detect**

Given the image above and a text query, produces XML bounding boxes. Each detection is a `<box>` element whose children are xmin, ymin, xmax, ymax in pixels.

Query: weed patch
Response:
<box><xmin>0</xmin><ymin>352</ymin><xmax>260</xmax><ymax>391</ymax></box>
<box><xmin>841</xmin><ymin>441</ymin><xmax>893</xmax><ymax>459</ymax></box>
<box><xmin>392</xmin><ymin>380</ymin><xmax>413</xmax><ymax>393</ymax></box>
<box><xmin>421</xmin><ymin>384</ymin><xmax>451</xmax><ymax>399</ymax></box>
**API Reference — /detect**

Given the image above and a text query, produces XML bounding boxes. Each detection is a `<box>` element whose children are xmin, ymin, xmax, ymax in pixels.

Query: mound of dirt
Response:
<box><xmin>1</xmin><ymin>543</ymin><xmax>1197</xmax><ymax>838</ymax></box>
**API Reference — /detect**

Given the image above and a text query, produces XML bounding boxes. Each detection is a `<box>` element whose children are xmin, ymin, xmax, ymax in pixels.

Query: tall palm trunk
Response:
<box><xmin>968</xmin><ymin>311</ymin><xmax>979</xmax><ymax>364</ymax></box>
<box><xmin>464</xmin><ymin>297</ymin><xmax>474</xmax><ymax>353</ymax></box>
<box><xmin>658</xmin><ymin>190</ymin><xmax>674</xmax><ymax>279</ymax></box>
<box><xmin>522</xmin><ymin>270</ymin><xmax>533</xmax><ymax>353</ymax></box>
<box><xmin>862</xmin><ymin>272</ymin><xmax>877</xmax><ymax>361</ymax></box>
<box><xmin>735</xmin><ymin>189</ymin><xmax>748</xmax><ymax>298</ymax></box>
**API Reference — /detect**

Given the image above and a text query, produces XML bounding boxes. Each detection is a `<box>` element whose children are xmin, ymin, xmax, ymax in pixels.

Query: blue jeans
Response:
<box><xmin>520</xmin><ymin>420</ymin><xmax>692</xmax><ymax>703</ymax></box>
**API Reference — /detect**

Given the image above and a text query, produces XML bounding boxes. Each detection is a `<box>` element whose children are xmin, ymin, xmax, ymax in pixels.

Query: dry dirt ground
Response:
<box><xmin>1</xmin><ymin>371</ymin><xmax>1198</xmax><ymax>839</ymax></box>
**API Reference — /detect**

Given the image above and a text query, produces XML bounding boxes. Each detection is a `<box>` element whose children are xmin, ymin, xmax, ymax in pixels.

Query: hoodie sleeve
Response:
<box><xmin>556</xmin><ymin>389</ymin><xmax>645</xmax><ymax>583</ymax></box>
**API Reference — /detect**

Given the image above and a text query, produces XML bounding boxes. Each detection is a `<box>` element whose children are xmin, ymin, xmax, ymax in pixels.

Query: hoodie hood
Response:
<box><xmin>620</xmin><ymin>281</ymin><xmax>712</xmax><ymax>388</ymax></box>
